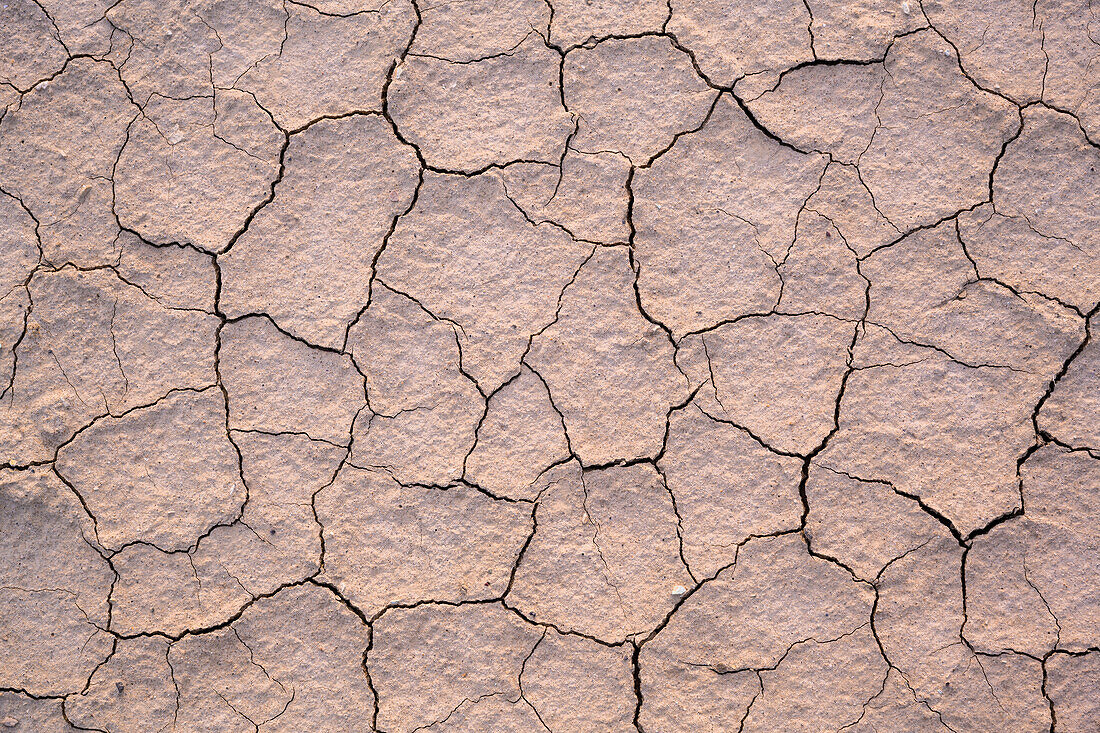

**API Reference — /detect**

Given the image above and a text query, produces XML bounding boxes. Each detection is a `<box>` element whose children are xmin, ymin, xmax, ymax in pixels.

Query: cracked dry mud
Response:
<box><xmin>1</xmin><ymin>1</ymin><xmax>1099</xmax><ymax>732</ymax></box>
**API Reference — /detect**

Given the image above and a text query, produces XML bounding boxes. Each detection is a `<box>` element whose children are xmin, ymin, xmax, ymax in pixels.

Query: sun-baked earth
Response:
<box><xmin>1</xmin><ymin>0</ymin><xmax>1099</xmax><ymax>730</ymax></box>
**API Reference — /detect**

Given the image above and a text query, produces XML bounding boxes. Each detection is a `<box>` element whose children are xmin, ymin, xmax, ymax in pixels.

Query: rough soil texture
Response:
<box><xmin>1</xmin><ymin>0</ymin><xmax>1099</xmax><ymax>731</ymax></box>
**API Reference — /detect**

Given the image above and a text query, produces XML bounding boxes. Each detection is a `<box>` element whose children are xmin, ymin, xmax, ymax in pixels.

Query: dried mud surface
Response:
<box><xmin>1</xmin><ymin>0</ymin><xmax>1099</xmax><ymax>731</ymax></box>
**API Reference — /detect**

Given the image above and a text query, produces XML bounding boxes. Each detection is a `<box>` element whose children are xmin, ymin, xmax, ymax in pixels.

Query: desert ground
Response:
<box><xmin>1</xmin><ymin>0</ymin><xmax>1099</xmax><ymax>730</ymax></box>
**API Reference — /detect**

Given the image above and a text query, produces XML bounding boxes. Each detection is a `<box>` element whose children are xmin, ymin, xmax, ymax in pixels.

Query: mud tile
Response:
<box><xmin>389</xmin><ymin>36</ymin><xmax>573</xmax><ymax>173</ymax></box>
<box><xmin>110</xmin><ymin>431</ymin><xmax>341</xmax><ymax>635</ymax></box>
<box><xmin>639</xmin><ymin>534</ymin><xmax>874</xmax><ymax>730</ymax></box>
<box><xmin>220</xmin><ymin>316</ymin><xmax>366</xmax><ymax>446</ymax></box>
<box><xmin>804</xmin><ymin>465</ymin><xmax>950</xmax><ymax>581</ymax></box>
<box><xmin>749</xmin><ymin>62</ymin><xmax>885</xmax><ymax>163</ymax></box>
<box><xmin>171</xmin><ymin>584</ymin><xmax>374</xmax><ymax>731</ymax></box>
<box><xmin>0</xmin><ymin>467</ymin><xmax>114</xmax><ymax>696</ymax></box>
<box><xmin>65</xmin><ymin>637</ymin><xmax>177</xmax><ymax>732</ymax></box>
<box><xmin>316</xmin><ymin>466</ymin><xmax>531</xmax><ymax>615</ymax></box>
<box><xmin>858</xmin><ymin>30</ymin><xmax>1019</xmax><ymax>229</ymax></box>
<box><xmin>742</xmin><ymin>626</ymin><xmax>888</xmax><ymax>732</ymax></box>
<box><xmin>681</xmin><ymin>314</ymin><xmax>856</xmax><ymax>455</ymax></box>
<box><xmin>777</xmin><ymin>210</ymin><xmax>867</xmax><ymax>320</ymax></box>
<box><xmin>564</xmin><ymin>36</ymin><xmax>717</xmax><ymax>165</ymax></box>
<box><xmin>501</xmin><ymin>150</ymin><xmax>632</xmax><ymax>243</ymax></box>
<box><xmin>667</xmin><ymin>0</ymin><xmax>813</xmax><ymax>86</ymax></box>
<box><xmin>114</xmin><ymin>92</ymin><xmax>283</xmax><ymax>254</ymax></box>
<box><xmin>110</xmin><ymin>542</ymin><xmax>252</xmax><ymax>636</ymax></box>
<box><xmin>0</xmin><ymin>693</ymin><xmax>75</xmax><ymax>732</ymax></box>
<box><xmin>410</xmin><ymin>0</ymin><xmax>549</xmax><ymax>62</ymax></box>
<box><xmin>0</xmin><ymin>59</ymin><xmax>136</xmax><ymax>266</ymax></box>
<box><xmin>985</xmin><ymin>106</ymin><xmax>1100</xmax><ymax>313</ymax></box>
<box><xmin>1038</xmin><ymin>0</ymin><xmax>1100</xmax><ymax>140</ymax></box>
<box><xmin>378</xmin><ymin>171</ymin><xmax>591</xmax><ymax>391</ymax></box>
<box><xmin>0</xmin><ymin>1</ymin><xmax>68</xmax><ymax>91</ymax></box>
<box><xmin>1</xmin><ymin>268</ymin><xmax>218</xmax><ymax>464</ymax></box>
<box><xmin>804</xmin><ymin>163</ymin><xmax>900</xmax><ymax>257</ymax></box>
<box><xmin>216</xmin><ymin>431</ymin><xmax>342</xmax><ymax>593</ymax></box>
<box><xmin>549</xmin><ymin>0</ymin><xmax>668</xmax><ymax>48</ymax></box>
<box><xmin>525</xmin><ymin>246</ymin><xmax>687</xmax><ymax>465</ymax></box>
<box><xmin>1038</xmin><ymin>320</ymin><xmax>1100</xmax><ymax>448</ymax></box>
<box><xmin>465</xmin><ymin>366</ymin><xmax>571</xmax><ymax>501</ymax></box>
<box><xmin>924</xmin><ymin>0</ymin><xmax>1045</xmax><ymax>103</ymax></box>
<box><xmin>37</xmin><ymin>0</ymin><xmax>114</xmax><ymax>56</ymax></box>
<box><xmin>56</xmin><ymin>388</ymin><xmax>244</xmax><ymax>552</ymax></box>
<box><xmin>0</xmin><ymin>190</ymin><xmax>39</xmax><ymax>394</ymax></box>
<box><xmin>370</xmin><ymin>603</ymin><xmax>542</xmax><ymax>733</ymax></box>
<box><xmin>842</xmin><ymin>669</ymin><xmax>955</xmax><ymax>733</ymax></box>
<box><xmin>107</xmin><ymin>0</ymin><xmax>223</xmax><ymax>101</ymax></box>
<box><xmin>232</xmin><ymin>0</ymin><xmax>417</xmax><ymax>130</ymax></box>
<box><xmin>862</xmin><ymin>221</ymin><xmax>1084</xmax><ymax>376</ymax></box>
<box><xmin>1046</xmin><ymin>651</ymin><xmax>1100</xmax><ymax>731</ymax></box>
<box><xmin>508</xmin><ymin>461</ymin><xmax>692</xmax><ymax>642</ymax></box>
<box><xmin>113</xmin><ymin>232</ymin><xmax>217</xmax><ymax>312</ymax></box>
<box><xmin>220</xmin><ymin>114</ymin><xmax>420</xmax><ymax>349</ymax></box>
<box><xmin>875</xmin><ymin>537</ymin><xmax>1049</xmax><ymax>733</ymax></box>
<box><xmin>521</xmin><ymin>630</ymin><xmax>636</xmax><ymax>732</ymax></box>
<box><xmin>965</xmin><ymin>446</ymin><xmax>1100</xmax><ymax>655</ymax></box>
<box><xmin>807</xmin><ymin>0</ymin><xmax>925</xmax><ymax>60</ymax></box>
<box><xmin>632</xmin><ymin>94</ymin><xmax>826</xmax><ymax>335</ymax></box>
<box><xmin>660</xmin><ymin>404</ymin><xmax>804</xmax><ymax>578</ymax></box>
<box><xmin>347</xmin><ymin>285</ymin><xmax>483</xmax><ymax>485</ymax></box>
<box><xmin>820</xmin><ymin>352</ymin><xmax>1041</xmax><ymax>537</ymax></box>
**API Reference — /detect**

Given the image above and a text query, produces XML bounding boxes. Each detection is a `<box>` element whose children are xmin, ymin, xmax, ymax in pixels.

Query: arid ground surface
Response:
<box><xmin>2</xmin><ymin>0</ymin><xmax>1100</xmax><ymax>730</ymax></box>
